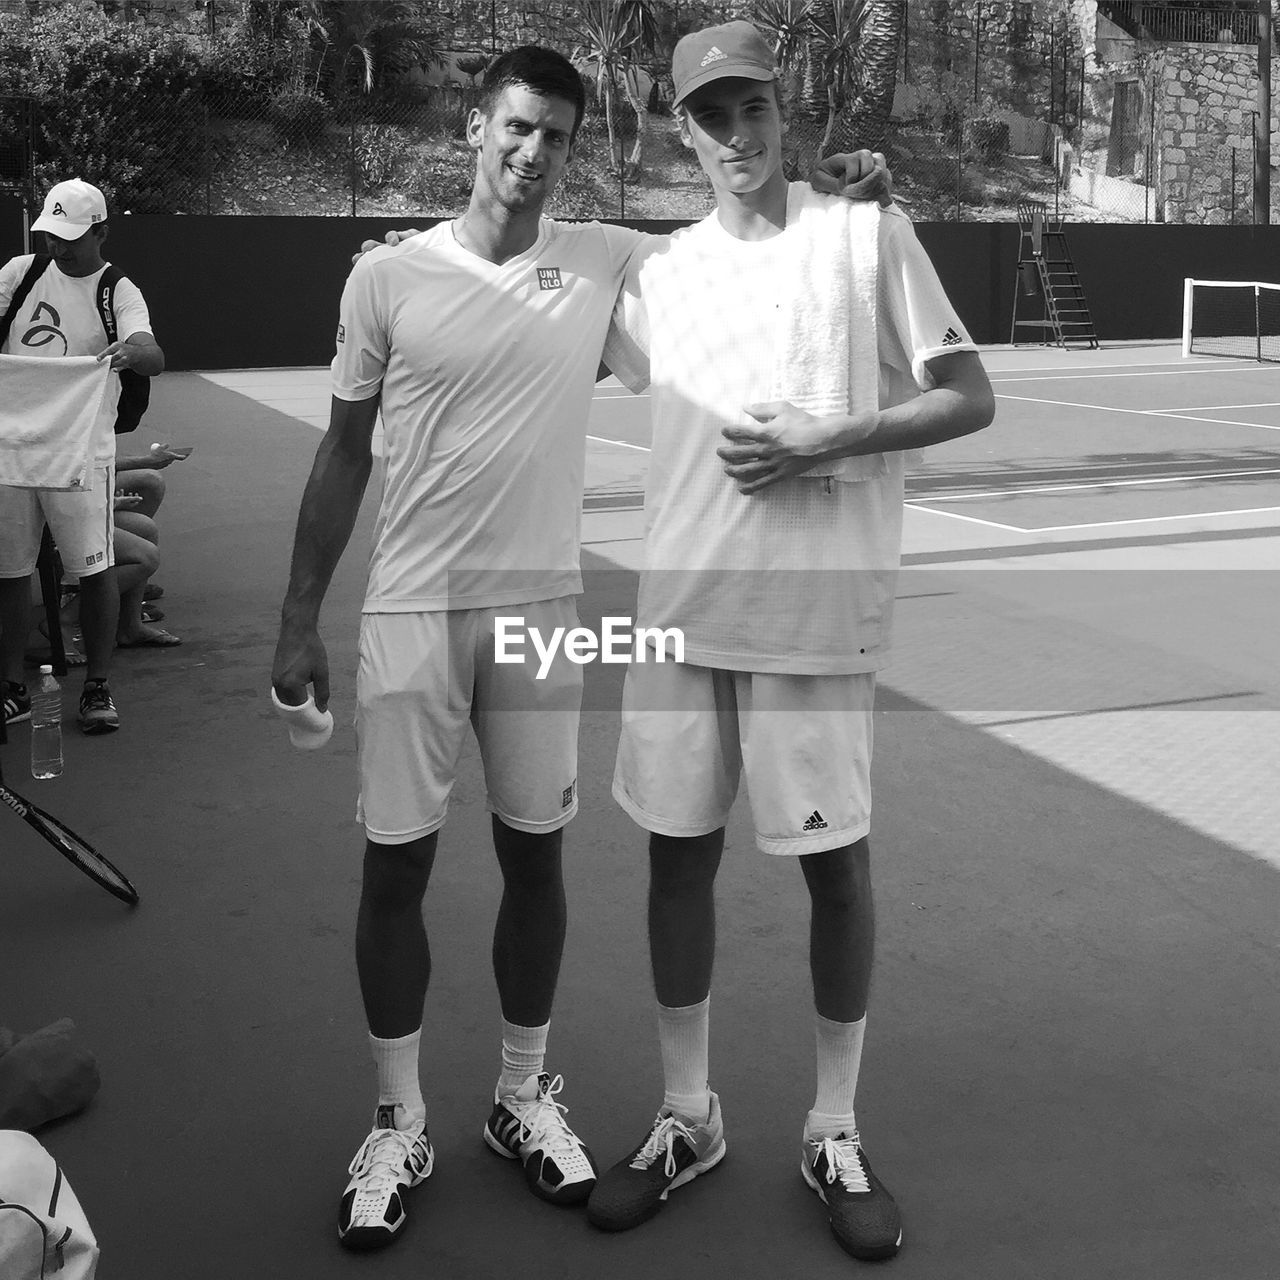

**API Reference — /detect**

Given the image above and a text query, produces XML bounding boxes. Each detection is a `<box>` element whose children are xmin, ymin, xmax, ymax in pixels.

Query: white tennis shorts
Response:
<box><xmin>0</xmin><ymin>465</ymin><xmax>115</xmax><ymax>578</ymax></box>
<box><xmin>355</xmin><ymin>599</ymin><xmax>582</xmax><ymax>845</ymax></box>
<box><xmin>613</xmin><ymin>660</ymin><xmax>875</xmax><ymax>855</ymax></box>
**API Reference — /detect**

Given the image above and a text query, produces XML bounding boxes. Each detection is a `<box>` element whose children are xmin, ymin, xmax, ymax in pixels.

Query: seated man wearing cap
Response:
<box><xmin>0</xmin><ymin>178</ymin><xmax>164</xmax><ymax>735</ymax></box>
<box><xmin>585</xmin><ymin>20</ymin><xmax>995</xmax><ymax>1261</ymax></box>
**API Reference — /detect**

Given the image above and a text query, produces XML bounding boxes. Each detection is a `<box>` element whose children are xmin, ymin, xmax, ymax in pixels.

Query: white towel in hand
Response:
<box><xmin>772</xmin><ymin>184</ymin><xmax>884</xmax><ymax>482</ymax></box>
<box><xmin>0</xmin><ymin>354</ymin><xmax>112</xmax><ymax>490</ymax></box>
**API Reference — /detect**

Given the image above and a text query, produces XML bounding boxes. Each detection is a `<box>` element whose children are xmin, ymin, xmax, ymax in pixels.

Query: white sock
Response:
<box><xmin>808</xmin><ymin>1013</ymin><xmax>866</xmax><ymax>1135</ymax></box>
<box><xmin>658</xmin><ymin>996</ymin><xmax>711</xmax><ymax>1123</ymax></box>
<box><xmin>498</xmin><ymin>1018</ymin><xmax>549</xmax><ymax>1096</ymax></box>
<box><xmin>369</xmin><ymin>1029</ymin><xmax>425</xmax><ymax>1128</ymax></box>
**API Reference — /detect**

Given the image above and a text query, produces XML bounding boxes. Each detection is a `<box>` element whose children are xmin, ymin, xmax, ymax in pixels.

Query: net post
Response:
<box><xmin>1182</xmin><ymin>278</ymin><xmax>1194</xmax><ymax>357</ymax></box>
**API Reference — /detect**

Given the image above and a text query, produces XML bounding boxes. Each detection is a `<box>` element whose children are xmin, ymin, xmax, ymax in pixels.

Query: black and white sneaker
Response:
<box><xmin>78</xmin><ymin>679</ymin><xmax>118</xmax><ymax>735</ymax></box>
<box><xmin>801</xmin><ymin>1127</ymin><xmax>902</xmax><ymax>1261</ymax></box>
<box><xmin>587</xmin><ymin>1093</ymin><xmax>726</xmax><ymax>1231</ymax></box>
<box><xmin>3</xmin><ymin>681</ymin><xmax>30</xmax><ymax>726</ymax></box>
<box><xmin>483</xmin><ymin>1071</ymin><xmax>597</xmax><ymax>1205</ymax></box>
<box><xmin>338</xmin><ymin>1104</ymin><xmax>434</xmax><ymax>1251</ymax></box>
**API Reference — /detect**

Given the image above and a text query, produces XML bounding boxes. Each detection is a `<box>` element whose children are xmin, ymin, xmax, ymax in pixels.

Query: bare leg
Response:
<box><xmin>75</xmin><ymin>567</ymin><xmax>118</xmax><ymax>685</ymax></box>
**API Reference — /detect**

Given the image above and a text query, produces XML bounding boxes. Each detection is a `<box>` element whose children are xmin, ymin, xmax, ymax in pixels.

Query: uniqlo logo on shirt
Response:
<box><xmin>537</xmin><ymin>268</ymin><xmax>563</xmax><ymax>291</ymax></box>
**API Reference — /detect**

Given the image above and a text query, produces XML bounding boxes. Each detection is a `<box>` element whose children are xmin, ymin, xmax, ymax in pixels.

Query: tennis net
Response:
<box><xmin>1183</xmin><ymin>278</ymin><xmax>1280</xmax><ymax>361</ymax></box>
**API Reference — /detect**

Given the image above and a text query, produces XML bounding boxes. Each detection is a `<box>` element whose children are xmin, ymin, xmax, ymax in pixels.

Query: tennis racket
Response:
<box><xmin>0</xmin><ymin>780</ymin><xmax>139</xmax><ymax>905</ymax></box>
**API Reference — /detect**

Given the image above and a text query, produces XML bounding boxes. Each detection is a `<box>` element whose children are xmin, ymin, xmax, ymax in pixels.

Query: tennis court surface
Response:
<box><xmin>2</xmin><ymin>342</ymin><xmax>1277</xmax><ymax>1279</ymax></box>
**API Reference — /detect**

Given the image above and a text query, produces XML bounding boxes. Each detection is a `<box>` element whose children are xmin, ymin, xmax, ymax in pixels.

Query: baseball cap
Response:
<box><xmin>31</xmin><ymin>179</ymin><xmax>108</xmax><ymax>240</ymax></box>
<box><xmin>671</xmin><ymin>20</ymin><xmax>777</xmax><ymax>109</ymax></box>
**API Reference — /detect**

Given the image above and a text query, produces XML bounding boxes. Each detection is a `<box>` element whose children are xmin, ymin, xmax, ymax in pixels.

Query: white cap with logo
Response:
<box><xmin>31</xmin><ymin>178</ymin><xmax>108</xmax><ymax>240</ymax></box>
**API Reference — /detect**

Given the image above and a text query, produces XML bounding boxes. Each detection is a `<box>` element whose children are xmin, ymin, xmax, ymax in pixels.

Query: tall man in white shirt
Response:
<box><xmin>0</xmin><ymin>178</ymin><xmax>164</xmax><ymax>736</ymax></box>
<box><xmin>272</xmin><ymin>43</ymin><xmax>892</xmax><ymax>1254</ymax></box>
<box><xmin>586</xmin><ymin>22</ymin><xmax>995</xmax><ymax>1262</ymax></box>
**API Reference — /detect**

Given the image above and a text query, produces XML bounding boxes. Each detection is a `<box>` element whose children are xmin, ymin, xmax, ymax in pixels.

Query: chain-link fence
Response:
<box><xmin>0</xmin><ymin>0</ymin><xmax>1274</xmax><ymax>224</ymax></box>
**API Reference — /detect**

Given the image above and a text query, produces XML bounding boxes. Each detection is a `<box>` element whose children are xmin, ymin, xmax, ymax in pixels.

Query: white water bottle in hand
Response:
<box><xmin>30</xmin><ymin>665</ymin><xmax>63</xmax><ymax>779</ymax></box>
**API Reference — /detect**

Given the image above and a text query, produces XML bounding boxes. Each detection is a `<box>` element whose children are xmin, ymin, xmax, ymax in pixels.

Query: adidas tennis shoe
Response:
<box><xmin>337</xmin><ymin>1104</ymin><xmax>434</xmax><ymax>1252</ymax></box>
<box><xmin>483</xmin><ymin>1071</ymin><xmax>597</xmax><ymax>1205</ymax></box>
<box><xmin>586</xmin><ymin>1092</ymin><xmax>726</xmax><ymax>1231</ymax></box>
<box><xmin>801</xmin><ymin>1126</ymin><xmax>902</xmax><ymax>1261</ymax></box>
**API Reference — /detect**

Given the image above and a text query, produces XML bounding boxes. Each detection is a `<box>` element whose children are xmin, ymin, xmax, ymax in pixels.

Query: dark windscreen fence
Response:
<box><xmin>1184</xmin><ymin>280</ymin><xmax>1280</xmax><ymax>362</ymax></box>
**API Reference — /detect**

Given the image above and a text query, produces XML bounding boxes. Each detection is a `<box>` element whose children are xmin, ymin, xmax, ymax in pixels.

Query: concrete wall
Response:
<box><xmin>6</xmin><ymin>205</ymin><xmax>1280</xmax><ymax>366</ymax></box>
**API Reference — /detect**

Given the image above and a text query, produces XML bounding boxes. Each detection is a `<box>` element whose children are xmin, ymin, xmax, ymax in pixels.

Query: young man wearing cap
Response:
<box><xmin>0</xmin><ymin>178</ymin><xmax>164</xmax><ymax>735</ymax></box>
<box><xmin>585</xmin><ymin>21</ymin><xmax>994</xmax><ymax>1261</ymax></box>
<box><xmin>275</xmin><ymin>43</ymin><xmax>893</xmax><ymax>1254</ymax></box>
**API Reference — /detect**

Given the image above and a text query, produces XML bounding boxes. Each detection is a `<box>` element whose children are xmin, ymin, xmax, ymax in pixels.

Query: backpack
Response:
<box><xmin>0</xmin><ymin>1130</ymin><xmax>99</xmax><ymax>1280</ymax></box>
<box><xmin>0</xmin><ymin>254</ymin><xmax>151</xmax><ymax>434</ymax></box>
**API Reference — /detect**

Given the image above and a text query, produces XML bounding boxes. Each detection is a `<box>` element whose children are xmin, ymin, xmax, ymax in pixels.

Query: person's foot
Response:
<box><xmin>800</xmin><ymin>1126</ymin><xmax>902</xmax><ymax>1261</ymax></box>
<box><xmin>77</xmin><ymin>679</ymin><xmax>119</xmax><ymax>734</ymax></box>
<box><xmin>586</xmin><ymin>1093</ymin><xmax>726</xmax><ymax>1231</ymax></box>
<box><xmin>3</xmin><ymin>680</ymin><xmax>31</xmax><ymax>725</ymax></box>
<box><xmin>483</xmin><ymin>1071</ymin><xmax>597</xmax><ymax>1205</ymax></box>
<box><xmin>338</xmin><ymin>1104</ymin><xmax>434</xmax><ymax>1252</ymax></box>
<box><xmin>116</xmin><ymin>624</ymin><xmax>182</xmax><ymax>648</ymax></box>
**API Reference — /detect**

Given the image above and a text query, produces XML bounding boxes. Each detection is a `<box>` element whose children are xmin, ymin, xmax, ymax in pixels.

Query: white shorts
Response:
<box><xmin>613</xmin><ymin>661</ymin><xmax>875</xmax><ymax>856</ymax></box>
<box><xmin>356</xmin><ymin>599</ymin><xmax>582</xmax><ymax>845</ymax></box>
<box><xmin>0</xmin><ymin>465</ymin><xmax>115</xmax><ymax>578</ymax></box>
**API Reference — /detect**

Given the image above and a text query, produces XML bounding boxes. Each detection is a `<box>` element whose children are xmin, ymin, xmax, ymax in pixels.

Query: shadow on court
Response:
<box><xmin>1</xmin><ymin>374</ymin><xmax>1276</xmax><ymax>1280</ymax></box>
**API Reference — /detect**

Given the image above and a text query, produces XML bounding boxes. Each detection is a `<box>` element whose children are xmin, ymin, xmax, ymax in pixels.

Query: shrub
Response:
<box><xmin>1</xmin><ymin>0</ymin><xmax>206</xmax><ymax>213</ymax></box>
<box><xmin>270</xmin><ymin>87</ymin><xmax>330</xmax><ymax>149</ymax></box>
<box><xmin>353</xmin><ymin>123</ymin><xmax>411</xmax><ymax>193</ymax></box>
<box><xmin>968</xmin><ymin>116</ymin><xmax>1011</xmax><ymax>163</ymax></box>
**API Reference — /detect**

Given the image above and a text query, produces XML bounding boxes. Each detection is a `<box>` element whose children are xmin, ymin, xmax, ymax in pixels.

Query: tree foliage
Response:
<box><xmin>0</xmin><ymin>0</ymin><xmax>206</xmax><ymax>213</ymax></box>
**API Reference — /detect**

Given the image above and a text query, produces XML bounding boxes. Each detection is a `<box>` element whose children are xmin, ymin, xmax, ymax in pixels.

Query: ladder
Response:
<box><xmin>1010</xmin><ymin>200</ymin><xmax>1099</xmax><ymax>349</ymax></box>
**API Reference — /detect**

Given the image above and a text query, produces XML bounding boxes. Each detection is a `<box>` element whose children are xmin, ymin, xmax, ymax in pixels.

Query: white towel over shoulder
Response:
<box><xmin>0</xmin><ymin>354</ymin><xmax>112</xmax><ymax>490</ymax></box>
<box><xmin>772</xmin><ymin>186</ymin><xmax>884</xmax><ymax>482</ymax></box>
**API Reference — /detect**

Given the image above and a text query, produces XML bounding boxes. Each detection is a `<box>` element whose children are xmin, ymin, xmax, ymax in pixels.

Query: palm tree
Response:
<box><xmin>302</xmin><ymin>1</ymin><xmax>443</xmax><ymax>97</ymax></box>
<box><xmin>845</xmin><ymin>0</ymin><xmax>903</xmax><ymax>152</ymax></box>
<box><xmin>571</xmin><ymin>0</ymin><xmax>652</xmax><ymax>178</ymax></box>
<box><xmin>808</xmin><ymin>0</ymin><xmax>869</xmax><ymax>156</ymax></box>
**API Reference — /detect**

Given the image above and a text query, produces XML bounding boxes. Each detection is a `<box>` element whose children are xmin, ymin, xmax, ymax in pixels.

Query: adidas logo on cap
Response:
<box><xmin>700</xmin><ymin>46</ymin><xmax>727</xmax><ymax>67</ymax></box>
<box><xmin>802</xmin><ymin>810</ymin><xmax>828</xmax><ymax>832</ymax></box>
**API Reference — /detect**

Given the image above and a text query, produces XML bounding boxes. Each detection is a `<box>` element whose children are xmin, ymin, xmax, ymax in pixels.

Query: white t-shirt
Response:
<box><xmin>0</xmin><ymin>255</ymin><xmax>151</xmax><ymax>463</ymax></box>
<box><xmin>333</xmin><ymin>218</ymin><xmax>645</xmax><ymax>612</ymax></box>
<box><xmin>602</xmin><ymin>192</ymin><xmax>978</xmax><ymax>674</ymax></box>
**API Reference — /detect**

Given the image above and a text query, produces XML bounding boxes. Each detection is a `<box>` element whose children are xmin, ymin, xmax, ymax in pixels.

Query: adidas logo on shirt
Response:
<box><xmin>700</xmin><ymin>46</ymin><xmax>727</xmax><ymax>66</ymax></box>
<box><xmin>802</xmin><ymin>810</ymin><xmax>828</xmax><ymax>832</ymax></box>
<box><xmin>942</xmin><ymin>327</ymin><xmax>963</xmax><ymax>346</ymax></box>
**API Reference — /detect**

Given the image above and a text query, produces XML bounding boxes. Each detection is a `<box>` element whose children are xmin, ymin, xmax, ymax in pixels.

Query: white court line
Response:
<box><xmin>1020</xmin><ymin>505</ymin><xmax>1280</xmax><ymax>533</ymax></box>
<box><xmin>992</xmin><ymin>364</ymin><xmax>1268</xmax><ymax>383</ymax></box>
<box><xmin>1149</xmin><ymin>401</ymin><xmax>1280</xmax><ymax>413</ymax></box>
<box><xmin>985</xmin><ymin>357</ymin><xmax>1255</xmax><ymax>375</ymax></box>
<box><xmin>995</xmin><ymin>392</ymin><xmax>1280</xmax><ymax>431</ymax></box>
<box><xmin>587</xmin><ymin>435</ymin><xmax>650</xmax><ymax>451</ymax></box>
<box><xmin>909</xmin><ymin>468</ymin><xmax>1280</xmax><ymax>503</ymax></box>
<box><xmin>903</xmin><ymin>504</ymin><xmax>1027</xmax><ymax>531</ymax></box>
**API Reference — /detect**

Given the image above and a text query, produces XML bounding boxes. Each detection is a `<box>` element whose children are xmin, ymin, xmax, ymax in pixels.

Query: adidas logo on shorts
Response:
<box><xmin>802</xmin><ymin>810</ymin><xmax>828</xmax><ymax>832</ymax></box>
<box><xmin>942</xmin><ymin>326</ymin><xmax>963</xmax><ymax>346</ymax></box>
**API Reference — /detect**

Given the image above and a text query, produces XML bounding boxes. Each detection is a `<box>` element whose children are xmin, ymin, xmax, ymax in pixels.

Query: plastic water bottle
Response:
<box><xmin>30</xmin><ymin>665</ymin><xmax>63</xmax><ymax>780</ymax></box>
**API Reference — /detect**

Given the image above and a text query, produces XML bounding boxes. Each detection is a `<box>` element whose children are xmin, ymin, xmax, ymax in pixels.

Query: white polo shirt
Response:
<box><xmin>602</xmin><ymin>192</ymin><xmax>978</xmax><ymax>674</ymax></box>
<box><xmin>333</xmin><ymin>218</ymin><xmax>644</xmax><ymax>613</ymax></box>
